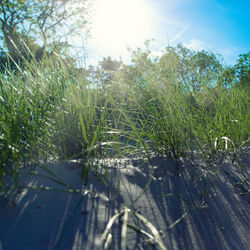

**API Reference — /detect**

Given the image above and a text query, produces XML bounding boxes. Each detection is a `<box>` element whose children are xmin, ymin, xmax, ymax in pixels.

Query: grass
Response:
<box><xmin>0</xmin><ymin>44</ymin><xmax>249</xmax><ymax>246</ymax></box>
<box><xmin>101</xmin><ymin>205</ymin><xmax>166</xmax><ymax>250</ymax></box>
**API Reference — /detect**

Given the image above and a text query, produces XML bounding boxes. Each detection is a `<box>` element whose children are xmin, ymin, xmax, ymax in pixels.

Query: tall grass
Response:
<box><xmin>0</xmin><ymin>48</ymin><xmax>125</xmax><ymax>197</ymax></box>
<box><xmin>1</xmin><ymin>45</ymin><xmax>249</xmax><ymax>191</ymax></box>
<box><xmin>115</xmin><ymin>54</ymin><xmax>249</xmax><ymax>168</ymax></box>
<box><xmin>0</xmin><ymin>43</ymin><xmax>249</xmax><ymax>248</ymax></box>
<box><xmin>0</xmin><ymin>54</ymin><xmax>70</xmax><ymax>198</ymax></box>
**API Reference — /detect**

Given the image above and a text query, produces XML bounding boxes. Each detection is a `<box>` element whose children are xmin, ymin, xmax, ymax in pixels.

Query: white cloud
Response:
<box><xmin>183</xmin><ymin>39</ymin><xmax>241</xmax><ymax>65</ymax></box>
<box><xmin>217</xmin><ymin>47</ymin><xmax>234</xmax><ymax>56</ymax></box>
<box><xmin>183</xmin><ymin>39</ymin><xmax>211</xmax><ymax>51</ymax></box>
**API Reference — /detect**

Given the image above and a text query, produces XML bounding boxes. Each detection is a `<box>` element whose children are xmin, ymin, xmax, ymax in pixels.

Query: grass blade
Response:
<box><xmin>104</xmin><ymin>233</ymin><xmax>112</xmax><ymax>250</ymax></box>
<box><xmin>121</xmin><ymin>206</ymin><xmax>130</xmax><ymax>250</ymax></box>
<box><xmin>134</xmin><ymin>212</ymin><xmax>166</xmax><ymax>250</ymax></box>
<box><xmin>101</xmin><ymin>212</ymin><xmax>123</xmax><ymax>243</ymax></box>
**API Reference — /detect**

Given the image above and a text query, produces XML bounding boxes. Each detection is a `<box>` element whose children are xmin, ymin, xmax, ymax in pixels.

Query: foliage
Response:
<box><xmin>0</xmin><ymin>43</ymin><xmax>249</xmax><ymax>210</ymax></box>
<box><xmin>0</xmin><ymin>59</ymin><xmax>65</xmax><ymax>198</ymax></box>
<box><xmin>0</xmin><ymin>0</ymin><xmax>90</xmax><ymax>67</ymax></box>
<box><xmin>110</xmin><ymin>44</ymin><xmax>249</xmax><ymax>167</ymax></box>
<box><xmin>217</xmin><ymin>51</ymin><xmax>250</xmax><ymax>91</ymax></box>
<box><xmin>234</xmin><ymin>51</ymin><xmax>250</xmax><ymax>91</ymax></box>
<box><xmin>123</xmin><ymin>44</ymin><xmax>224</xmax><ymax>93</ymax></box>
<box><xmin>86</xmin><ymin>56</ymin><xmax>122</xmax><ymax>87</ymax></box>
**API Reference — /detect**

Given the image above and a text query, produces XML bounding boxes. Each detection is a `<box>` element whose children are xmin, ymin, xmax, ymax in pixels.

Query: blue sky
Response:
<box><xmin>150</xmin><ymin>0</ymin><xmax>250</xmax><ymax>65</ymax></box>
<box><xmin>73</xmin><ymin>0</ymin><xmax>250</xmax><ymax>66</ymax></box>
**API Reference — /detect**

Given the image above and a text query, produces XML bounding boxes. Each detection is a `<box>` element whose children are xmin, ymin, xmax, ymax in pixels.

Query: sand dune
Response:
<box><xmin>0</xmin><ymin>153</ymin><xmax>249</xmax><ymax>250</ymax></box>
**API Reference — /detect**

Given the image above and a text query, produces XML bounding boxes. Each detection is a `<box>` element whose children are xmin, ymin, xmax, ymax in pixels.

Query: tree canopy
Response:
<box><xmin>234</xmin><ymin>52</ymin><xmax>250</xmax><ymax>90</ymax></box>
<box><xmin>0</xmin><ymin>0</ymin><xmax>90</xmax><ymax>67</ymax></box>
<box><xmin>122</xmin><ymin>44</ymin><xmax>224</xmax><ymax>92</ymax></box>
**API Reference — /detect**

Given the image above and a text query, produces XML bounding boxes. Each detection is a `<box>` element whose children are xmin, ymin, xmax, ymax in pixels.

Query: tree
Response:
<box><xmin>99</xmin><ymin>56</ymin><xmax>122</xmax><ymax>72</ymax></box>
<box><xmin>98</xmin><ymin>56</ymin><xmax>122</xmax><ymax>84</ymax></box>
<box><xmin>0</xmin><ymin>0</ymin><xmax>90</xmax><ymax>65</ymax></box>
<box><xmin>217</xmin><ymin>52</ymin><xmax>250</xmax><ymax>92</ymax></box>
<box><xmin>233</xmin><ymin>52</ymin><xmax>250</xmax><ymax>91</ymax></box>
<box><xmin>125</xmin><ymin>43</ymin><xmax>223</xmax><ymax>92</ymax></box>
<box><xmin>189</xmin><ymin>50</ymin><xmax>223</xmax><ymax>91</ymax></box>
<box><xmin>158</xmin><ymin>45</ymin><xmax>194</xmax><ymax>90</ymax></box>
<box><xmin>217</xmin><ymin>66</ymin><xmax>235</xmax><ymax>89</ymax></box>
<box><xmin>159</xmin><ymin>45</ymin><xmax>223</xmax><ymax>92</ymax></box>
<box><xmin>87</xmin><ymin>57</ymin><xmax>122</xmax><ymax>87</ymax></box>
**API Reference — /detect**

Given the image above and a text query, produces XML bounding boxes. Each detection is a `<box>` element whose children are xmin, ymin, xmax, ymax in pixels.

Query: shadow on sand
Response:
<box><xmin>0</xmin><ymin>154</ymin><xmax>249</xmax><ymax>249</ymax></box>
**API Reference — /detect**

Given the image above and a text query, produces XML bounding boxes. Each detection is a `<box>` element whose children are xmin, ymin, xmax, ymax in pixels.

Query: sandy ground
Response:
<box><xmin>0</xmin><ymin>153</ymin><xmax>249</xmax><ymax>250</ymax></box>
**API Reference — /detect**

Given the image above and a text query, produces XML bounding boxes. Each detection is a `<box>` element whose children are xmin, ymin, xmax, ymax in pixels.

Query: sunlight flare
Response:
<box><xmin>90</xmin><ymin>0</ymin><xmax>154</xmax><ymax>56</ymax></box>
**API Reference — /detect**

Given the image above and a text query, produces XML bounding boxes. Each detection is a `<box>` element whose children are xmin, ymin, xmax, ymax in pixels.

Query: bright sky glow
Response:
<box><xmin>74</xmin><ymin>0</ymin><xmax>250</xmax><ymax>66</ymax></box>
<box><xmin>88</xmin><ymin>0</ymin><xmax>155</xmax><ymax>60</ymax></box>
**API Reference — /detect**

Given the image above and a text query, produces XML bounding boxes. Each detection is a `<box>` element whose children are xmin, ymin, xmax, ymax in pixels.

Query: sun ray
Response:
<box><xmin>89</xmin><ymin>0</ymin><xmax>155</xmax><ymax>57</ymax></box>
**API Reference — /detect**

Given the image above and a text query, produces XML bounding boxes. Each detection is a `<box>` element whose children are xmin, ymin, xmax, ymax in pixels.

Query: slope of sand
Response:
<box><xmin>0</xmin><ymin>153</ymin><xmax>249</xmax><ymax>250</ymax></box>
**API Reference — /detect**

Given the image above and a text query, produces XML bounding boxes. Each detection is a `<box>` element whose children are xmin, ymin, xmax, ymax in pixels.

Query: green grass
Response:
<box><xmin>0</xmin><ymin>44</ymin><xmax>249</xmax><ymax>246</ymax></box>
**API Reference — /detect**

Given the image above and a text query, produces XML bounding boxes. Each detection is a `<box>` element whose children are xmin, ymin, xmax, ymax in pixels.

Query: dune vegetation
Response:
<box><xmin>0</xmin><ymin>41</ymin><xmax>249</xmax><ymax>249</ymax></box>
<box><xmin>1</xmin><ymin>1</ymin><xmax>249</xmax><ymax>248</ymax></box>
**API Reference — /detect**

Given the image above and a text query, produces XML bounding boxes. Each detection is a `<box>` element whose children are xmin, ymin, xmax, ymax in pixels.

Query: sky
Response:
<box><xmin>72</xmin><ymin>0</ymin><xmax>250</xmax><ymax>67</ymax></box>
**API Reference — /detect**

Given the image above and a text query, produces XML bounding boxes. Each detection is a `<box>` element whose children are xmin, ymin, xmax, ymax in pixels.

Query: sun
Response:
<box><xmin>90</xmin><ymin>0</ymin><xmax>154</xmax><ymax>58</ymax></box>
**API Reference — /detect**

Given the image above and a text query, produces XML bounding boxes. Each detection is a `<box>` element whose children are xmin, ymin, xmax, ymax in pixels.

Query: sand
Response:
<box><xmin>0</xmin><ymin>152</ymin><xmax>249</xmax><ymax>250</ymax></box>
